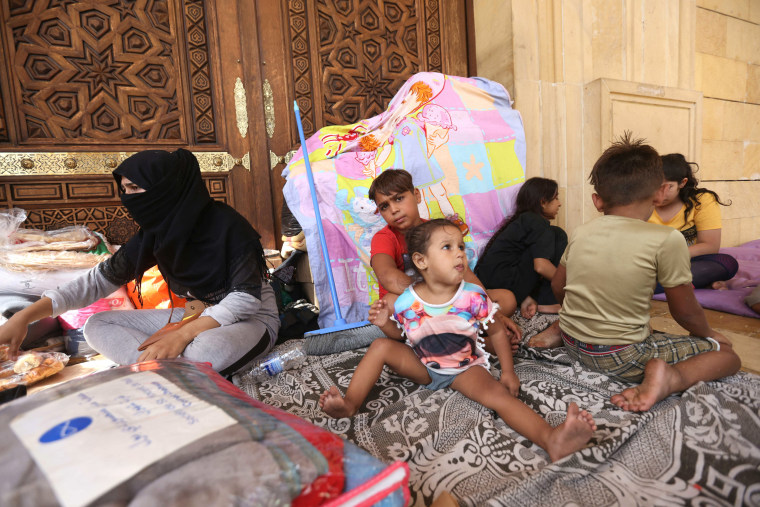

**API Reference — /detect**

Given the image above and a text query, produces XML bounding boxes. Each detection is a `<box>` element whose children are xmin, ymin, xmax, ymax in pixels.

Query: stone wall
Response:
<box><xmin>474</xmin><ymin>0</ymin><xmax>759</xmax><ymax>246</ymax></box>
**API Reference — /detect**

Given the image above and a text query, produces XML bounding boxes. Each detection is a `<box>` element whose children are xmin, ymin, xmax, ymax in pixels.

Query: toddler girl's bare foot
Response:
<box><xmin>610</xmin><ymin>358</ymin><xmax>675</xmax><ymax>411</ymax></box>
<box><xmin>711</xmin><ymin>281</ymin><xmax>728</xmax><ymax>290</ymax></box>
<box><xmin>545</xmin><ymin>402</ymin><xmax>596</xmax><ymax>462</ymax></box>
<box><xmin>319</xmin><ymin>385</ymin><xmax>356</xmax><ymax>418</ymax></box>
<box><xmin>520</xmin><ymin>296</ymin><xmax>538</xmax><ymax>319</ymax></box>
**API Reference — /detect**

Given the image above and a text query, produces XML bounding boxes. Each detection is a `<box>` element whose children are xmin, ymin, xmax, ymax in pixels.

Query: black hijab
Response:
<box><xmin>114</xmin><ymin>149</ymin><xmax>266</xmax><ymax>299</ymax></box>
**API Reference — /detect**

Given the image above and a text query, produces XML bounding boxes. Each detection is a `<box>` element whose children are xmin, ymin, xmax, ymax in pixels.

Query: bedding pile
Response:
<box><xmin>237</xmin><ymin>314</ymin><xmax>760</xmax><ymax>506</ymax></box>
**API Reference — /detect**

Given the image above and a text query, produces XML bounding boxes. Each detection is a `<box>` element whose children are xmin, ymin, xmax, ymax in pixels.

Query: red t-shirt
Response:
<box><xmin>370</xmin><ymin>224</ymin><xmax>413</xmax><ymax>299</ymax></box>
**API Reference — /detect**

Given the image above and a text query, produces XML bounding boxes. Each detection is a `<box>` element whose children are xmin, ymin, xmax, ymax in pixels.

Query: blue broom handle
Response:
<box><xmin>293</xmin><ymin>101</ymin><xmax>347</xmax><ymax>326</ymax></box>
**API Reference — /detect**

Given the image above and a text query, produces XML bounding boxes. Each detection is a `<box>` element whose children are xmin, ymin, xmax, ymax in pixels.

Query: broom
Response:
<box><xmin>293</xmin><ymin>101</ymin><xmax>384</xmax><ymax>355</ymax></box>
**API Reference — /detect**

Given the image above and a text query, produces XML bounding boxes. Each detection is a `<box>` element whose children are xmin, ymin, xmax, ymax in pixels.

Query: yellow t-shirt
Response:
<box><xmin>559</xmin><ymin>215</ymin><xmax>692</xmax><ymax>345</ymax></box>
<box><xmin>647</xmin><ymin>193</ymin><xmax>722</xmax><ymax>246</ymax></box>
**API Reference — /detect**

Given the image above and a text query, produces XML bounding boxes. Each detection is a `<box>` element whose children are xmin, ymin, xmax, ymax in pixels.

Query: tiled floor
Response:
<box><xmin>650</xmin><ymin>300</ymin><xmax>760</xmax><ymax>375</ymax></box>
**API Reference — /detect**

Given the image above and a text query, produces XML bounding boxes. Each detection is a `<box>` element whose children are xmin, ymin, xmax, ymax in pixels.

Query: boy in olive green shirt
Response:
<box><xmin>552</xmin><ymin>134</ymin><xmax>741</xmax><ymax>412</ymax></box>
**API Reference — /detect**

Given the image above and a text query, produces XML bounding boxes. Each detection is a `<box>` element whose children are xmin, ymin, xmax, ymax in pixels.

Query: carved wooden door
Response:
<box><xmin>0</xmin><ymin>0</ymin><xmax>469</xmax><ymax>248</ymax></box>
<box><xmin>253</xmin><ymin>0</ymin><xmax>469</xmax><ymax>243</ymax></box>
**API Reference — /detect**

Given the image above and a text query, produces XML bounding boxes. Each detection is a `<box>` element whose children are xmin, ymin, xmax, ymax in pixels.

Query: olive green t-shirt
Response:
<box><xmin>559</xmin><ymin>215</ymin><xmax>692</xmax><ymax>345</ymax></box>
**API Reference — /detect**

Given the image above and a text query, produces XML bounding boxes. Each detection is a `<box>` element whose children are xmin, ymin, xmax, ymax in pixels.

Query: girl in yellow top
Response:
<box><xmin>649</xmin><ymin>153</ymin><xmax>738</xmax><ymax>291</ymax></box>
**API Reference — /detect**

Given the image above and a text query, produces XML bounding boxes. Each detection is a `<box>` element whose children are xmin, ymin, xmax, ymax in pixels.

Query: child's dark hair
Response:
<box><xmin>588</xmin><ymin>132</ymin><xmax>662</xmax><ymax>208</ymax></box>
<box><xmin>476</xmin><ymin>177</ymin><xmax>558</xmax><ymax>268</ymax></box>
<box><xmin>661</xmin><ymin>153</ymin><xmax>730</xmax><ymax>223</ymax></box>
<box><xmin>368</xmin><ymin>169</ymin><xmax>414</xmax><ymax>202</ymax></box>
<box><xmin>405</xmin><ymin>218</ymin><xmax>460</xmax><ymax>275</ymax></box>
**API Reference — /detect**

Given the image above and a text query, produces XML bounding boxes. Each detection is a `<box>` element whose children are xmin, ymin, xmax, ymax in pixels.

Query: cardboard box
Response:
<box><xmin>295</xmin><ymin>252</ymin><xmax>313</xmax><ymax>283</ymax></box>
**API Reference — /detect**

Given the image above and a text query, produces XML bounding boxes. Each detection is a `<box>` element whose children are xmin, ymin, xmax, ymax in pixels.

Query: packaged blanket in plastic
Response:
<box><xmin>0</xmin><ymin>358</ymin><xmax>408</xmax><ymax>507</ymax></box>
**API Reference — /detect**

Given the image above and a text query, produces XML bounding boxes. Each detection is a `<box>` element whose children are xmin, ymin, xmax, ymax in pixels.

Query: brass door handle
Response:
<box><xmin>269</xmin><ymin>149</ymin><xmax>297</xmax><ymax>170</ymax></box>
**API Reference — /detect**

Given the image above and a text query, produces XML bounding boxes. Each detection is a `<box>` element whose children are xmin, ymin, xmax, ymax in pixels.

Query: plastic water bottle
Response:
<box><xmin>243</xmin><ymin>341</ymin><xmax>306</xmax><ymax>382</ymax></box>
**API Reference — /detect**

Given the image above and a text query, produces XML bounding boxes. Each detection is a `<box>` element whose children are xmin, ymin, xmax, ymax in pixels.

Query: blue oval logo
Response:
<box><xmin>39</xmin><ymin>417</ymin><xmax>93</xmax><ymax>443</ymax></box>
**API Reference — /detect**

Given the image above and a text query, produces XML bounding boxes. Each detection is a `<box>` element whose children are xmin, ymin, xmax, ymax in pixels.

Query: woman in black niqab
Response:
<box><xmin>0</xmin><ymin>149</ymin><xmax>280</xmax><ymax>376</ymax></box>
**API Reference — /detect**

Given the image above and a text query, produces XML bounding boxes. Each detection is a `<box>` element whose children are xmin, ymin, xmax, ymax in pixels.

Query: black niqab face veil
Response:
<box><xmin>114</xmin><ymin>149</ymin><xmax>265</xmax><ymax>298</ymax></box>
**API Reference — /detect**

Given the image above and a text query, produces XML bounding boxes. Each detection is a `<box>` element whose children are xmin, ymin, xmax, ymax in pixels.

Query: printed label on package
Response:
<box><xmin>11</xmin><ymin>371</ymin><xmax>236</xmax><ymax>507</ymax></box>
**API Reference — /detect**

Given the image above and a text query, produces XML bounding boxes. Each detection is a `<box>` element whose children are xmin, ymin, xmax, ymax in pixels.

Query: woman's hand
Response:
<box><xmin>137</xmin><ymin>329</ymin><xmax>194</xmax><ymax>362</ymax></box>
<box><xmin>500</xmin><ymin>370</ymin><xmax>520</xmax><ymax>397</ymax></box>
<box><xmin>0</xmin><ymin>316</ymin><xmax>30</xmax><ymax>358</ymax></box>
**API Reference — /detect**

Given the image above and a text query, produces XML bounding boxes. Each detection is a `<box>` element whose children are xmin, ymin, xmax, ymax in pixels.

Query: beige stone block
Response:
<box><xmin>699</xmin><ymin>54</ymin><xmax>748</xmax><ymax>102</ymax></box>
<box><xmin>640</xmin><ymin>0</ymin><xmax>671</xmax><ymax>87</ymax></box>
<box><xmin>743</xmin><ymin>142</ymin><xmax>760</xmax><ymax>179</ymax></box>
<box><xmin>721</xmin><ymin>218</ymin><xmax>741</xmax><ymax>247</ymax></box>
<box><xmin>748</xmin><ymin>102</ymin><xmax>760</xmax><ymax>143</ymax></box>
<box><xmin>748</xmin><ymin>64</ymin><xmax>760</xmax><ymax>103</ymax></box>
<box><xmin>702</xmin><ymin>98</ymin><xmax>725</xmax><ymax>140</ymax></box>
<box><xmin>541</xmin><ymin>84</ymin><xmax>562</xmax><ymax>182</ymax></box>
<box><xmin>696</xmin><ymin>7</ymin><xmax>727</xmax><ymax>57</ymax></box>
<box><xmin>562</xmin><ymin>0</ymin><xmax>584</xmax><ymax>84</ymax></box>
<box><xmin>702</xmin><ymin>139</ymin><xmax>744</xmax><ymax>180</ymax></box>
<box><xmin>751</xmin><ymin>0</ymin><xmax>760</xmax><ymax>23</ymax></box>
<box><xmin>697</xmin><ymin>0</ymin><xmax>749</xmax><ymax>19</ymax></box>
<box><xmin>726</xmin><ymin>17</ymin><xmax>760</xmax><ymax>65</ymax></box>
<box><xmin>591</xmin><ymin>0</ymin><xmax>624</xmax><ymax>80</ymax></box>
<box><xmin>563</xmin><ymin>184</ymin><xmax>588</xmax><ymax>234</ymax></box>
<box><xmin>695</xmin><ymin>52</ymin><xmax>703</xmax><ymax>91</ymax></box>
<box><xmin>582</xmin><ymin>79</ymin><xmax>603</xmax><ymax>173</ymax></box>
<box><xmin>474</xmin><ymin>0</ymin><xmax>513</xmax><ymax>91</ymax></box>
<box><xmin>740</xmin><ymin>216</ymin><xmax>760</xmax><ymax>245</ymax></box>
<box><xmin>565</xmin><ymin>84</ymin><xmax>584</xmax><ymax>187</ymax></box>
<box><xmin>512</xmin><ymin>0</ymin><xmax>540</xmax><ymax>81</ymax></box>
<box><xmin>721</xmin><ymin>100</ymin><xmax>748</xmax><ymax>142</ymax></box>
<box><xmin>514</xmin><ymin>79</ymin><xmax>541</xmax><ymax>176</ymax></box>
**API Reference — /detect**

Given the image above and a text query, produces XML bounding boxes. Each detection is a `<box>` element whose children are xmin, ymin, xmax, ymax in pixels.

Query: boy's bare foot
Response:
<box><xmin>610</xmin><ymin>358</ymin><xmax>678</xmax><ymax>411</ymax></box>
<box><xmin>319</xmin><ymin>385</ymin><xmax>356</xmax><ymax>418</ymax></box>
<box><xmin>711</xmin><ymin>281</ymin><xmax>728</xmax><ymax>290</ymax></box>
<box><xmin>545</xmin><ymin>402</ymin><xmax>596</xmax><ymax>462</ymax></box>
<box><xmin>527</xmin><ymin>320</ymin><xmax>562</xmax><ymax>348</ymax></box>
<box><xmin>536</xmin><ymin>303</ymin><xmax>561</xmax><ymax>314</ymax></box>
<box><xmin>520</xmin><ymin>296</ymin><xmax>538</xmax><ymax>319</ymax></box>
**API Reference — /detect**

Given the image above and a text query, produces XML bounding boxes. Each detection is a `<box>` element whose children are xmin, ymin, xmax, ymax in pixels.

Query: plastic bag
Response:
<box><xmin>0</xmin><ymin>350</ymin><xmax>68</xmax><ymax>392</ymax></box>
<box><xmin>0</xmin><ymin>208</ymin><xmax>26</xmax><ymax>247</ymax></box>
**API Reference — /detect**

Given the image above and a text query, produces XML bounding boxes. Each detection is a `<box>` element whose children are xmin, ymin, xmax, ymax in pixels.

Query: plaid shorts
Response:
<box><xmin>561</xmin><ymin>330</ymin><xmax>719</xmax><ymax>383</ymax></box>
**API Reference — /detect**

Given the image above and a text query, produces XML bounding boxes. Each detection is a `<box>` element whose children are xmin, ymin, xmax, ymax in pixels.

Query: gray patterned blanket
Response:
<box><xmin>234</xmin><ymin>313</ymin><xmax>760</xmax><ymax>506</ymax></box>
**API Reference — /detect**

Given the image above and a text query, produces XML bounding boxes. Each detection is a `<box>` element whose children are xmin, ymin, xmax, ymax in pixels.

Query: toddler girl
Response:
<box><xmin>319</xmin><ymin>219</ymin><xmax>596</xmax><ymax>462</ymax></box>
<box><xmin>475</xmin><ymin>177</ymin><xmax>566</xmax><ymax>319</ymax></box>
<box><xmin>648</xmin><ymin>154</ymin><xmax>738</xmax><ymax>291</ymax></box>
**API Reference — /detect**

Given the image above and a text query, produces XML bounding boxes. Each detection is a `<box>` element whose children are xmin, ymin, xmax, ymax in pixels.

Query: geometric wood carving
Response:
<box><xmin>3</xmin><ymin>0</ymin><xmax>218</xmax><ymax>145</ymax></box>
<box><xmin>289</xmin><ymin>0</ymin><xmax>444</xmax><ymax>140</ymax></box>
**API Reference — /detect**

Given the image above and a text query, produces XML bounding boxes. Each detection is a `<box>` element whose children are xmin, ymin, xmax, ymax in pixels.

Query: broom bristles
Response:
<box><xmin>304</xmin><ymin>324</ymin><xmax>385</xmax><ymax>355</ymax></box>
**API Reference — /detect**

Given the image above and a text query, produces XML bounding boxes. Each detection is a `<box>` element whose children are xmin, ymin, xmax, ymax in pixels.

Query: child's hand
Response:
<box><xmin>500</xmin><ymin>370</ymin><xmax>520</xmax><ymax>397</ymax></box>
<box><xmin>369</xmin><ymin>300</ymin><xmax>391</xmax><ymax>327</ymax></box>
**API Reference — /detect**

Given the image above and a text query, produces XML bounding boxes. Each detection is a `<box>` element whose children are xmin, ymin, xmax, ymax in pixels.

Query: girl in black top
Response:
<box><xmin>475</xmin><ymin>177</ymin><xmax>566</xmax><ymax>319</ymax></box>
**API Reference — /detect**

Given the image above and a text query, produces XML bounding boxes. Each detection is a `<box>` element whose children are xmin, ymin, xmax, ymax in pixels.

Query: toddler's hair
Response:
<box><xmin>589</xmin><ymin>132</ymin><xmax>662</xmax><ymax>208</ymax></box>
<box><xmin>368</xmin><ymin>169</ymin><xmax>415</xmax><ymax>201</ymax></box>
<box><xmin>661</xmin><ymin>153</ymin><xmax>730</xmax><ymax>223</ymax></box>
<box><xmin>405</xmin><ymin>218</ymin><xmax>461</xmax><ymax>276</ymax></box>
<box><xmin>476</xmin><ymin>177</ymin><xmax>558</xmax><ymax>267</ymax></box>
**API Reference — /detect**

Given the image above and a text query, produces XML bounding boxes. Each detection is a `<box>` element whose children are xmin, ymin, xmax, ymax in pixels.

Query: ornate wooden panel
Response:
<box><xmin>2</xmin><ymin>175</ymin><xmax>228</xmax><ymax>244</ymax></box>
<box><xmin>287</xmin><ymin>0</ymin><xmax>452</xmax><ymax>140</ymax></box>
<box><xmin>0</xmin><ymin>0</ymin><xmax>219</xmax><ymax>145</ymax></box>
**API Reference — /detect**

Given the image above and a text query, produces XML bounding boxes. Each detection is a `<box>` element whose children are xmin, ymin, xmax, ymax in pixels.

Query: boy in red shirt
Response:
<box><xmin>369</xmin><ymin>169</ymin><xmax>521</xmax><ymax>347</ymax></box>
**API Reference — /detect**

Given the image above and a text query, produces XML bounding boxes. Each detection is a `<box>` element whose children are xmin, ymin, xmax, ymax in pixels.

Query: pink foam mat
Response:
<box><xmin>653</xmin><ymin>239</ymin><xmax>760</xmax><ymax>318</ymax></box>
